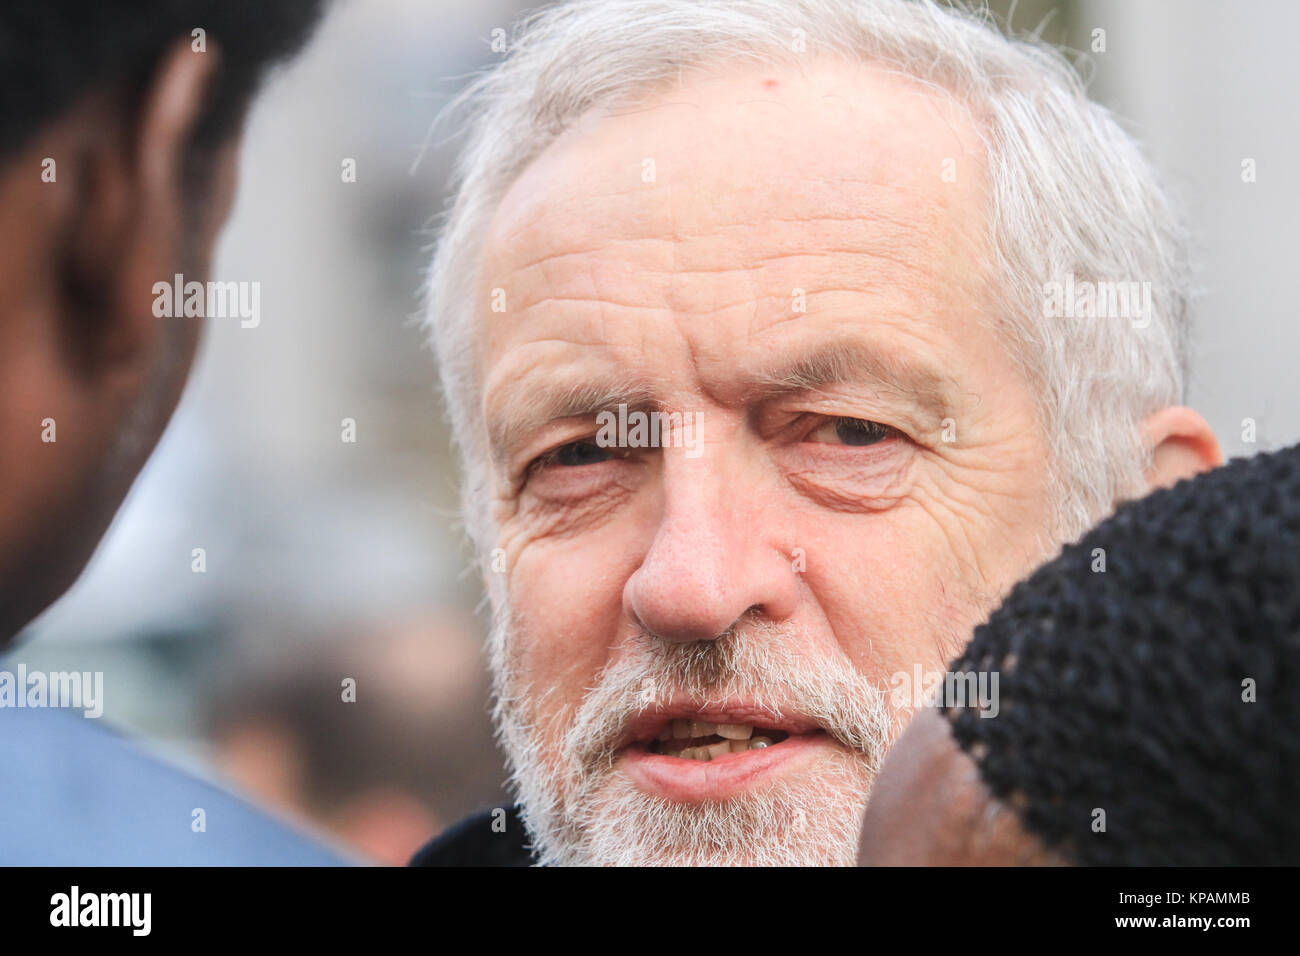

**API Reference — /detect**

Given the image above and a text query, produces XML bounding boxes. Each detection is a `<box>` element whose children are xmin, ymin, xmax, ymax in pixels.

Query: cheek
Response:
<box><xmin>504</xmin><ymin>529</ymin><xmax>632</xmax><ymax>733</ymax></box>
<box><xmin>800</xmin><ymin>504</ymin><xmax>1005</xmax><ymax>682</ymax></box>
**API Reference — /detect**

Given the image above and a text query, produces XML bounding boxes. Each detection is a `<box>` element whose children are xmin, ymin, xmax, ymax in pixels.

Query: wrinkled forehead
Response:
<box><xmin>476</xmin><ymin>56</ymin><xmax>994</xmax><ymax>356</ymax></box>
<box><xmin>468</xmin><ymin>59</ymin><xmax>1015</xmax><ymax>487</ymax></box>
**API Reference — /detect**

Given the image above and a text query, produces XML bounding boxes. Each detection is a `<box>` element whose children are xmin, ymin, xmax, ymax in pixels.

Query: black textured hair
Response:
<box><xmin>0</xmin><ymin>1</ymin><xmax>327</xmax><ymax>165</ymax></box>
<box><xmin>941</xmin><ymin>443</ymin><xmax>1300</xmax><ymax>866</ymax></box>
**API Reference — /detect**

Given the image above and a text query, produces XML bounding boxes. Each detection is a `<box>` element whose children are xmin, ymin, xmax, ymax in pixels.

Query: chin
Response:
<box><xmin>518</xmin><ymin>743</ymin><xmax>874</xmax><ymax>867</ymax></box>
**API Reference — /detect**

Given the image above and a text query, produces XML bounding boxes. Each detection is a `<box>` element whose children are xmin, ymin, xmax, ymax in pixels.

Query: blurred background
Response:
<box><xmin>4</xmin><ymin>0</ymin><xmax>1297</xmax><ymax>864</ymax></box>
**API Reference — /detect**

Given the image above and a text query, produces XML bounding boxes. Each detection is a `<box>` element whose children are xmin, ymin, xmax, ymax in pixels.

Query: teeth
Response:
<box><xmin>666</xmin><ymin>736</ymin><xmax>779</xmax><ymax>760</ymax></box>
<box><xmin>704</xmin><ymin>740</ymin><xmax>731</xmax><ymax>760</ymax></box>
<box><xmin>652</xmin><ymin>718</ymin><xmax>783</xmax><ymax>760</ymax></box>
<box><xmin>716</xmin><ymin>723</ymin><xmax>753</xmax><ymax>740</ymax></box>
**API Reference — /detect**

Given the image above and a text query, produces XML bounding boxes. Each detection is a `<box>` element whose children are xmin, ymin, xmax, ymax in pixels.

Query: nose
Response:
<box><xmin>623</xmin><ymin>463</ymin><xmax>800</xmax><ymax>643</ymax></box>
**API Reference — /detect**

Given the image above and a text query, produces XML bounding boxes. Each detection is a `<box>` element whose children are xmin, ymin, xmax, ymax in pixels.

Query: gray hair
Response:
<box><xmin>423</xmin><ymin>0</ymin><xmax>1191</xmax><ymax>586</ymax></box>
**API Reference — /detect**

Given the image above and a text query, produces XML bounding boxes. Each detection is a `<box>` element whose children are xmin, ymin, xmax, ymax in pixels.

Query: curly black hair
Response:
<box><xmin>941</xmin><ymin>444</ymin><xmax>1300</xmax><ymax>866</ymax></box>
<box><xmin>0</xmin><ymin>1</ymin><xmax>327</xmax><ymax>165</ymax></box>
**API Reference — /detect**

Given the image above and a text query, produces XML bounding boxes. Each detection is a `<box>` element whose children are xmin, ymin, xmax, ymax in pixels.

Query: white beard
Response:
<box><xmin>490</xmin><ymin>615</ymin><xmax>895</xmax><ymax>866</ymax></box>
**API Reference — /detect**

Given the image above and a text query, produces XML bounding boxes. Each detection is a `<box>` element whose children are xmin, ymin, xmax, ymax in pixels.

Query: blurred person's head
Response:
<box><xmin>208</xmin><ymin>612</ymin><xmax>503</xmax><ymax>866</ymax></box>
<box><xmin>860</xmin><ymin>443</ymin><xmax>1300</xmax><ymax>866</ymax></box>
<box><xmin>0</xmin><ymin>1</ymin><xmax>326</xmax><ymax>642</ymax></box>
<box><xmin>423</xmin><ymin>0</ymin><xmax>1221</xmax><ymax>864</ymax></box>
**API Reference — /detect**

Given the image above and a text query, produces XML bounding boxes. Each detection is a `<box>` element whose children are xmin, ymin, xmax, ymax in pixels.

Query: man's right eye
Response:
<box><xmin>534</xmin><ymin>440</ymin><xmax>612</xmax><ymax>470</ymax></box>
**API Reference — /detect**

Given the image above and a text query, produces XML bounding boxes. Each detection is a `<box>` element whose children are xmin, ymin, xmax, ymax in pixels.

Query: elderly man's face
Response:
<box><xmin>476</xmin><ymin>59</ymin><xmax>1056</xmax><ymax>865</ymax></box>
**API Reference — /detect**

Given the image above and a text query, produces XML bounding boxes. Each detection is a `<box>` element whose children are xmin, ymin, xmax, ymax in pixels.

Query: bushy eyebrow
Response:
<box><xmin>487</xmin><ymin>337</ymin><xmax>955</xmax><ymax>465</ymax></box>
<box><xmin>738</xmin><ymin>338</ymin><xmax>961</xmax><ymax>429</ymax></box>
<box><xmin>741</xmin><ymin>338</ymin><xmax>955</xmax><ymax>419</ymax></box>
<box><xmin>488</xmin><ymin>377</ymin><xmax>658</xmax><ymax>467</ymax></box>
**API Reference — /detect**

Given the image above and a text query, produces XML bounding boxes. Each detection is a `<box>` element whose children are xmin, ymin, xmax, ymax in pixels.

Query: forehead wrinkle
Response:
<box><xmin>501</xmin><ymin>243</ymin><xmax>943</xmax><ymax>323</ymax></box>
<box><xmin>490</xmin><ymin>206</ymin><xmax>966</xmax><ymax>342</ymax></box>
<box><xmin>501</xmin><ymin>192</ymin><xmax>947</xmax><ymax>280</ymax></box>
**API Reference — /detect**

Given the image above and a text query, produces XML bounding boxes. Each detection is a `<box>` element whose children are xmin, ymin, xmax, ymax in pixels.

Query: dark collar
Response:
<box><xmin>409</xmin><ymin>805</ymin><xmax>535</xmax><ymax>867</ymax></box>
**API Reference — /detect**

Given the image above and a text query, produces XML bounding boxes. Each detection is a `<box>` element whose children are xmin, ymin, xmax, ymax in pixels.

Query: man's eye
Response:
<box><xmin>536</xmin><ymin>440</ymin><xmax>612</xmax><ymax>470</ymax></box>
<box><xmin>806</xmin><ymin>417</ymin><xmax>895</xmax><ymax>447</ymax></box>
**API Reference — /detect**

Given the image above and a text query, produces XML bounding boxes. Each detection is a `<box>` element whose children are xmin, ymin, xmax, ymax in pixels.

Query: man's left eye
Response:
<box><xmin>805</xmin><ymin>417</ymin><xmax>896</xmax><ymax>447</ymax></box>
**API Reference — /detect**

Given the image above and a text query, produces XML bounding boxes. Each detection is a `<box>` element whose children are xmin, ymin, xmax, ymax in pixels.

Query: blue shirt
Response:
<box><xmin>0</xmin><ymin>706</ymin><xmax>352</xmax><ymax>865</ymax></box>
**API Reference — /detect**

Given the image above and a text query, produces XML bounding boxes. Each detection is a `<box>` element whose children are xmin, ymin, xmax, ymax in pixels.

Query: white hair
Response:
<box><xmin>496</xmin><ymin>613</ymin><xmax>894</xmax><ymax>865</ymax></box>
<box><xmin>424</xmin><ymin>0</ymin><xmax>1190</xmax><ymax>599</ymax></box>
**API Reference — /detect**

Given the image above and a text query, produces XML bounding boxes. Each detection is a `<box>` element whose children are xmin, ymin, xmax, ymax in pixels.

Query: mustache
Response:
<box><xmin>562</xmin><ymin>618</ymin><xmax>894</xmax><ymax>780</ymax></box>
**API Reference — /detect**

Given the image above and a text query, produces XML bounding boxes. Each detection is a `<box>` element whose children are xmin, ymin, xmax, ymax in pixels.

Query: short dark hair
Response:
<box><xmin>942</xmin><ymin>444</ymin><xmax>1300</xmax><ymax>865</ymax></box>
<box><xmin>0</xmin><ymin>1</ymin><xmax>327</xmax><ymax>165</ymax></box>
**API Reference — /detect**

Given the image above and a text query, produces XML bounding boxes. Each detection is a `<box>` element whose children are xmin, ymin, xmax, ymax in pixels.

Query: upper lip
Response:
<box><xmin>620</xmin><ymin>698</ymin><xmax>823</xmax><ymax>748</ymax></box>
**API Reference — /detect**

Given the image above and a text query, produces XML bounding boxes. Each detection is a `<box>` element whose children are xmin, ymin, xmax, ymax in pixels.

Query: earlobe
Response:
<box><xmin>1142</xmin><ymin>406</ymin><xmax>1223</xmax><ymax>492</ymax></box>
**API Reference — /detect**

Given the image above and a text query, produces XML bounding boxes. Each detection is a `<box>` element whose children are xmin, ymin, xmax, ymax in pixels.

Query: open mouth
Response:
<box><xmin>620</xmin><ymin>707</ymin><xmax>831</xmax><ymax>800</ymax></box>
<box><xmin>647</xmin><ymin>720</ymin><xmax>792</xmax><ymax>761</ymax></box>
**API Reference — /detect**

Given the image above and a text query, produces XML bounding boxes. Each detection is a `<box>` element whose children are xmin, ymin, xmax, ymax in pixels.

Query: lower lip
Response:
<box><xmin>619</xmin><ymin>732</ymin><xmax>833</xmax><ymax>802</ymax></box>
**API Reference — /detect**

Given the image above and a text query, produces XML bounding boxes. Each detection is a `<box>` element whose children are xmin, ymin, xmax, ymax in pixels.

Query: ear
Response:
<box><xmin>67</xmin><ymin>37</ymin><xmax>231</xmax><ymax>377</ymax></box>
<box><xmin>1141</xmin><ymin>406</ymin><xmax>1223</xmax><ymax>492</ymax></box>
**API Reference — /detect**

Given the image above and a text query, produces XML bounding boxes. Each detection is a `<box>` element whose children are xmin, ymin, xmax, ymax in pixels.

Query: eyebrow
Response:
<box><xmin>487</xmin><ymin>337</ymin><xmax>955</xmax><ymax>465</ymax></box>
<box><xmin>741</xmin><ymin>338</ymin><xmax>955</xmax><ymax>420</ymax></box>
<box><xmin>488</xmin><ymin>376</ymin><xmax>659</xmax><ymax>467</ymax></box>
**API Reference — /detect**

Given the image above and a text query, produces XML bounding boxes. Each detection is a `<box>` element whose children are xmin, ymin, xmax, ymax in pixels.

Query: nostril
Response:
<box><xmin>625</xmin><ymin>584</ymin><xmax>743</xmax><ymax>644</ymax></box>
<box><xmin>624</xmin><ymin>533</ymin><xmax>799</xmax><ymax>642</ymax></box>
